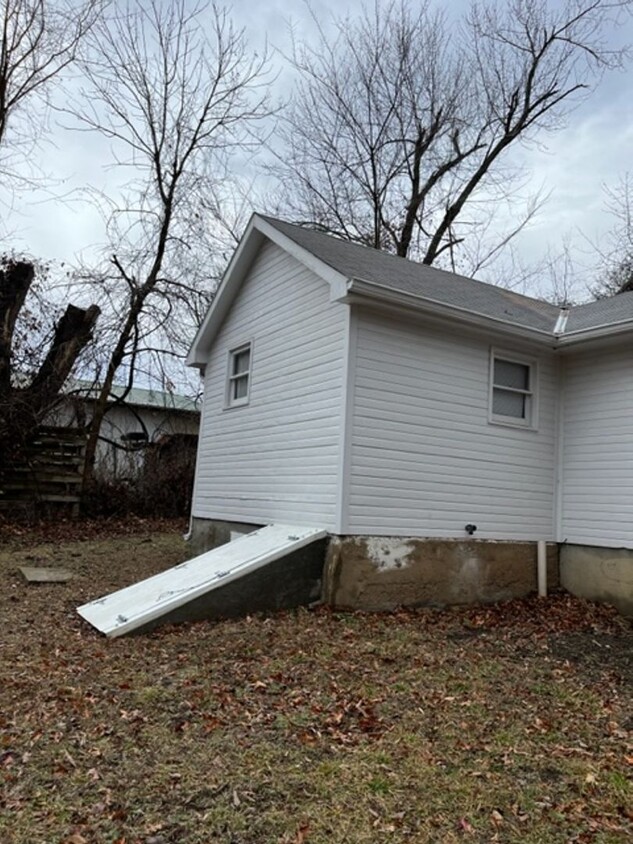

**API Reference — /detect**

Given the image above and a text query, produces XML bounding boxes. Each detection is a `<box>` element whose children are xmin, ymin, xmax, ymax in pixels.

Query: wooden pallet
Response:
<box><xmin>0</xmin><ymin>426</ymin><xmax>86</xmax><ymax>518</ymax></box>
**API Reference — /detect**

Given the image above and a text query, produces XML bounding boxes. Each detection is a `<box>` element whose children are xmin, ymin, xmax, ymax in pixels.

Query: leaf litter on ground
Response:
<box><xmin>0</xmin><ymin>519</ymin><xmax>631</xmax><ymax>843</ymax></box>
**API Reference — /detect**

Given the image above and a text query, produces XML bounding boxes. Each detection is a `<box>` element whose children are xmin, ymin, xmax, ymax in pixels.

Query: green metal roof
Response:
<box><xmin>67</xmin><ymin>380</ymin><xmax>200</xmax><ymax>414</ymax></box>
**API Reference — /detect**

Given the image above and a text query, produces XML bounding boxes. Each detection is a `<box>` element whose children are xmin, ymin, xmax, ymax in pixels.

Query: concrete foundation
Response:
<box><xmin>560</xmin><ymin>545</ymin><xmax>633</xmax><ymax>618</ymax></box>
<box><xmin>323</xmin><ymin>537</ymin><xmax>559</xmax><ymax>610</ymax></box>
<box><xmin>187</xmin><ymin>519</ymin><xmax>561</xmax><ymax>613</ymax></box>
<box><xmin>188</xmin><ymin>516</ymin><xmax>262</xmax><ymax>556</ymax></box>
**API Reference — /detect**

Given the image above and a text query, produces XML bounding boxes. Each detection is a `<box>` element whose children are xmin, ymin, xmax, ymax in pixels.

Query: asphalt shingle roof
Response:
<box><xmin>261</xmin><ymin>216</ymin><xmax>633</xmax><ymax>337</ymax></box>
<box><xmin>565</xmin><ymin>293</ymin><xmax>633</xmax><ymax>333</ymax></box>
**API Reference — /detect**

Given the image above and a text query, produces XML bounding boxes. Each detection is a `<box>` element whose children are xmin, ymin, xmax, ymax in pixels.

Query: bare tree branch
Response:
<box><xmin>591</xmin><ymin>172</ymin><xmax>633</xmax><ymax>296</ymax></box>
<box><xmin>0</xmin><ymin>0</ymin><xmax>104</xmax><ymax>184</ymax></box>
<box><xmin>271</xmin><ymin>0</ymin><xmax>631</xmax><ymax>271</ymax></box>
<box><xmin>67</xmin><ymin>0</ymin><xmax>271</xmax><ymax>488</ymax></box>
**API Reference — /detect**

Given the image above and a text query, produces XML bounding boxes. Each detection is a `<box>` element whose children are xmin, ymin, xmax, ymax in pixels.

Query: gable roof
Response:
<box><xmin>187</xmin><ymin>214</ymin><xmax>633</xmax><ymax>366</ymax></box>
<box><xmin>260</xmin><ymin>217</ymin><xmax>561</xmax><ymax>335</ymax></box>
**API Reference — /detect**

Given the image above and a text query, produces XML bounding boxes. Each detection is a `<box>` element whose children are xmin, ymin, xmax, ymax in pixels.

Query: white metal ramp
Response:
<box><xmin>77</xmin><ymin>524</ymin><xmax>328</xmax><ymax>637</ymax></box>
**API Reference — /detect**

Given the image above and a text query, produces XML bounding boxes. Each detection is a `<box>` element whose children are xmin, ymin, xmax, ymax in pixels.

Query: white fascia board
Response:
<box><xmin>342</xmin><ymin>278</ymin><xmax>555</xmax><ymax>345</ymax></box>
<box><xmin>556</xmin><ymin>319</ymin><xmax>633</xmax><ymax>346</ymax></box>
<box><xmin>186</xmin><ymin>215</ymin><xmax>349</xmax><ymax>367</ymax></box>
<box><xmin>186</xmin><ymin>214</ymin><xmax>263</xmax><ymax>367</ymax></box>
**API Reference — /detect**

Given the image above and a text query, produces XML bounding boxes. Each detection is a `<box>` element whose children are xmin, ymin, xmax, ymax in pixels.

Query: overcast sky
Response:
<box><xmin>3</xmin><ymin>0</ymin><xmax>633</xmax><ymax>301</ymax></box>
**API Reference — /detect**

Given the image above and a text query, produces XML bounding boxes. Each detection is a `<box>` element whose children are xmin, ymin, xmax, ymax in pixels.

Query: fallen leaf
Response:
<box><xmin>459</xmin><ymin>817</ymin><xmax>475</xmax><ymax>834</ymax></box>
<box><xmin>293</xmin><ymin>822</ymin><xmax>310</xmax><ymax>843</ymax></box>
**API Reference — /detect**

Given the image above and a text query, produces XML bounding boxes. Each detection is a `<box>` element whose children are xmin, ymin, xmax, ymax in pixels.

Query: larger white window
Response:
<box><xmin>226</xmin><ymin>342</ymin><xmax>252</xmax><ymax>408</ymax></box>
<box><xmin>489</xmin><ymin>351</ymin><xmax>536</xmax><ymax>428</ymax></box>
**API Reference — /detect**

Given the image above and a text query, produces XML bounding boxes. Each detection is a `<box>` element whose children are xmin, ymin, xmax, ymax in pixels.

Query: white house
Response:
<box><xmin>186</xmin><ymin>215</ymin><xmax>633</xmax><ymax>616</ymax></box>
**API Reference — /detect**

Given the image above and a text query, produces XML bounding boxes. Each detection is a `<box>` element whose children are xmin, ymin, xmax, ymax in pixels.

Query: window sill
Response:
<box><xmin>223</xmin><ymin>397</ymin><xmax>250</xmax><ymax>411</ymax></box>
<box><xmin>488</xmin><ymin>414</ymin><xmax>537</xmax><ymax>432</ymax></box>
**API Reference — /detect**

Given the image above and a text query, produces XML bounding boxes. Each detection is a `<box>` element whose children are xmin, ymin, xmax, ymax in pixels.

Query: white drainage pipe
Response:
<box><xmin>537</xmin><ymin>540</ymin><xmax>547</xmax><ymax>597</ymax></box>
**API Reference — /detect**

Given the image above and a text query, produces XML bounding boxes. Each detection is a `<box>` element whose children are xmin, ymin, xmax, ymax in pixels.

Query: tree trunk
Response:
<box><xmin>81</xmin><ymin>296</ymin><xmax>146</xmax><ymax>492</ymax></box>
<box><xmin>28</xmin><ymin>304</ymin><xmax>100</xmax><ymax>412</ymax></box>
<box><xmin>0</xmin><ymin>260</ymin><xmax>35</xmax><ymax>398</ymax></box>
<box><xmin>0</xmin><ymin>278</ymin><xmax>99</xmax><ymax>469</ymax></box>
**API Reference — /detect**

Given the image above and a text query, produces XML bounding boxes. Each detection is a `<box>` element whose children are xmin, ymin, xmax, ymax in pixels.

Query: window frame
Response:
<box><xmin>488</xmin><ymin>348</ymin><xmax>538</xmax><ymax>430</ymax></box>
<box><xmin>225</xmin><ymin>341</ymin><xmax>253</xmax><ymax>409</ymax></box>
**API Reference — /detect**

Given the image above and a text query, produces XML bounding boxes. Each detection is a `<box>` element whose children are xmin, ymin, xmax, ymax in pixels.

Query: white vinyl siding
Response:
<box><xmin>192</xmin><ymin>240</ymin><xmax>347</xmax><ymax>529</ymax></box>
<box><xmin>345</xmin><ymin>309</ymin><xmax>558</xmax><ymax>539</ymax></box>
<box><xmin>561</xmin><ymin>346</ymin><xmax>633</xmax><ymax>548</ymax></box>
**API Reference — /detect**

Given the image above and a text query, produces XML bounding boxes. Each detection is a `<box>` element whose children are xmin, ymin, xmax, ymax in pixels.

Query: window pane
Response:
<box><xmin>494</xmin><ymin>359</ymin><xmax>529</xmax><ymax>390</ymax></box>
<box><xmin>493</xmin><ymin>388</ymin><xmax>526</xmax><ymax>419</ymax></box>
<box><xmin>233</xmin><ymin>348</ymin><xmax>250</xmax><ymax>375</ymax></box>
<box><xmin>233</xmin><ymin>374</ymin><xmax>249</xmax><ymax>399</ymax></box>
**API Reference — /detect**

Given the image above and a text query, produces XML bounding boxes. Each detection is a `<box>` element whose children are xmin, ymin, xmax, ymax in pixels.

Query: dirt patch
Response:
<box><xmin>548</xmin><ymin>632</ymin><xmax>633</xmax><ymax>686</ymax></box>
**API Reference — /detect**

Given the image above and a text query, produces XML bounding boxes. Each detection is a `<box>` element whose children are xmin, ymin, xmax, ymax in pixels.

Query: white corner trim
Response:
<box><xmin>553</xmin><ymin>355</ymin><xmax>565</xmax><ymax>542</ymax></box>
<box><xmin>334</xmin><ymin>306</ymin><xmax>358</xmax><ymax>535</ymax></box>
<box><xmin>188</xmin><ymin>370</ymin><xmax>208</xmax><ymax>521</ymax></box>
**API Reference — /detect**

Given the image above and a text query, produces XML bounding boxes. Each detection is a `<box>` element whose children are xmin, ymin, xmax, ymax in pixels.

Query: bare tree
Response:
<box><xmin>69</xmin><ymin>0</ymin><xmax>270</xmax><ymax>487</ymax></box>
<box><xmin>591</xmin><ymin>173</ymin><xmax>633</xmax><ymax>297</ymax></box>
<box><xmin>0</xmin><ymin>0</ymin><xmax>103</xmax><ymax>472</ymax></box>
<box><xmin>273</xmin><ymin>0</ymin><xmax>630</xmax><ymax>272</ymax></box>
<box><xmin>0</xmin><ymin>0</ymin><xmax>102</xmax><ymax>183</ymax></box>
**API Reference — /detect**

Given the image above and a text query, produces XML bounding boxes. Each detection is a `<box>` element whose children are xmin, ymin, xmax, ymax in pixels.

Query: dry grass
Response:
<box><xmin>0</xmin><ymin>521</ymin><xmax>631</xmax><ymax>844</ymax></box>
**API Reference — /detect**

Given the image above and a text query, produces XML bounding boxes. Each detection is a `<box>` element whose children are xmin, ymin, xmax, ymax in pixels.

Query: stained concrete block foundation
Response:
<box><xmin>324</xmin><ymin>537</ymin><xmax>559</xmax><ymax>610</ymax></box>
<box><xmin>188</xmin><ymin>518</ymin><xmax>561</xmax><ymax>612</ymax></box>
<box><xmin>560</xmin><ymin>545</ymin><xmax>633</xmax><ymax>618</ymax></box>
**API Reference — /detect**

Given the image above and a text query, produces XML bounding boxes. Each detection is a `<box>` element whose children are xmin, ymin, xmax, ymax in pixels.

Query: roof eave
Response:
<box><xmin>341</xmin><ymin>277</ymin><xmax>556</xmax><ymax>345</ymax></box>
<box><xmin>556</xmin><ymin>318</ymin><xmax>633</xmax><ymax>346</ymax></box>
<box><xmin>187</xmin><ymin>218</ymin><xmax>633</xmax><ymax>365</ymax></box>
<box><xmin>77</xmin><ymin>395</ymin><xmax>199</xmax><ymax>414</ymax></box>
<box><xmin>186</xmin><ymin>214</ymin><xmax>262</xmax><ymax>367</ymax></box>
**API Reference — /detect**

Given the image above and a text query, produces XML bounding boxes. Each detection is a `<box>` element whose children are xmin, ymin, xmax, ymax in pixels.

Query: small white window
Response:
<box><xmin>489</xmin><ymin>351</ymin><xmax>536</xmax><ymax>428</ymax></box>
<box><xmin>226</xmin><ymin>342</ymin><xmax>252</xmax><ymax>407</ymax></box>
